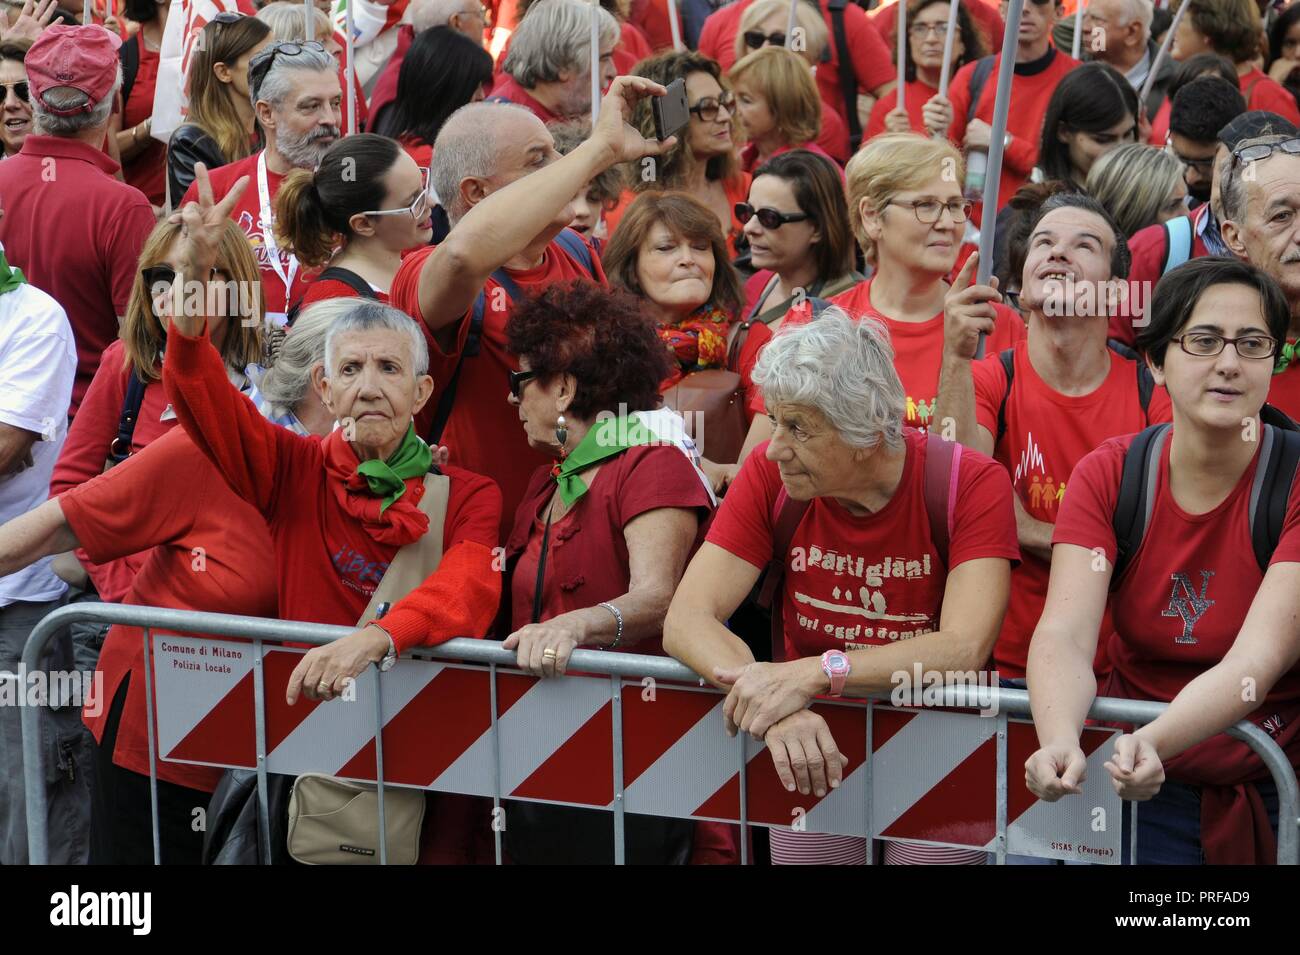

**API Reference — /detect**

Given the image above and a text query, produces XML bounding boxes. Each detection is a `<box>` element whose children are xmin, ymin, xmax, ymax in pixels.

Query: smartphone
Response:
<box><xmin>652</xmin><ymin>77</ymin><xmax>690</xmax><ymax>142</ymax></box>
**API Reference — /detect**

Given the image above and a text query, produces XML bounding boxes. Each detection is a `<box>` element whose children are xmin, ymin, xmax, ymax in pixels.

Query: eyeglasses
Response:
<box><xmin>361</xmin><ymin>168</ymin><xmax>433</xmax><ymax>222</ymax></box>
<box><xmin>249</xmin><ymin>41</ymin><xmax>327</xmax><ymax>100</ymax></box>
<box><xmin>508</xmin><ymin>368</ymin><xmax>537</xmax><ymax>400</ymax></box>
<box><xmin>886</xmin><ymin>197</ymin><xmax>973</xmax><ymax>224</ymax></box>
<box><xmin>1233</xmin><ymin>137</ymin><xmax>1300</xmax><ymax>165</ymax></box>
<box><xmin>141</xmin><ymin>265</ymin><xmax>177</xmax><ymax>290</ymax></box>
<box><xmin>735</xmin><ymin>202</ymin><xmax>811</xmax><ymax>229</ymax></box>
<box><xmin>0</xmin><ymin>81</ymin><xmax>28</xmax><ymax>103</ymax></box>
<box><xmin>908</xmin><ymin>22</ymin><xmax>950</xmax><ymax>37</ymax></box>
<box><xmin>688</xmin><ymin>91</ymin><xmax>735</xmax><ymax>122</ymax></box>
<box><xmin>1164</xmin><ymin>134</ymin><xmax>1216</xmax><ymax>176</ymax></box>
<box><xmin>743</xmin><ymin>30</ymin><xmax>786</xmax><ymax>49</ymax></box>
<box><xmin>1172</xmin><ymin>332</ymin><xmax>1279</xmax><ymax>360</ymax></box>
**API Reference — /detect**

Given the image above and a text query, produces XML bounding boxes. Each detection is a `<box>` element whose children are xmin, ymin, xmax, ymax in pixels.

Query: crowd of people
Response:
<box><xmin>0</xmin><ymin>0</ymin><xmax>1298</xmax><ymax>868</ymax></box>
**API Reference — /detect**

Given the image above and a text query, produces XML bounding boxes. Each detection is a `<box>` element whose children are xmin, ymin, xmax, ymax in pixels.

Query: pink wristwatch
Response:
<box><xmin>821</xmin><ymin>650</ymin><xmax>851</xmax><ymax>698</ymax></box>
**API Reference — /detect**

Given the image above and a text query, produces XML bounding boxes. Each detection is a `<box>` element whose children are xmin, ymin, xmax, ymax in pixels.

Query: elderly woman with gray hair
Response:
<box><xmin>664</xmin><ymin>310</ymin><xmax>1019</xmax><ymax>865</ymax></box>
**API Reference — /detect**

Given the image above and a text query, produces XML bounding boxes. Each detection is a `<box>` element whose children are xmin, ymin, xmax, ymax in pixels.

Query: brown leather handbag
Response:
<box><xmin>661</xmin><ymin>368</ymin><xmax>747</xmax><ymax>464</ymax></box>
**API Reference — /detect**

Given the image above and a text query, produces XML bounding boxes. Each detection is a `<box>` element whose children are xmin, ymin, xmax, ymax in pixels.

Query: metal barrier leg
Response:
<box><xmin>994</xmin><ymin>710</ymin><xmax>1008</xmax><ymax>865</ymax></box>
<box><xmin>374</xmin><ymin>667</ymin><xmax>388</xmax><ymax>866</ymax></box>
<box><xmin>20</xmin><ymin>613</ymin><xmax>73</xmax><ymax>865</ymax></box>
<box><xmin>864</xmin><ymin>705</ymin><xmax>874</xmax><ymax>865</ymax></box>
<box><xmin>1129</xmin><ymin>799</ymin><xmax>1139</xmax><ymax>865</ymax></box>
<box><xmin>251</xmin><ymin>639</ymin><xmax>271</xmax><ymax>865</ymax></box>
<box><xmin>490</xmin><ymin>663</ymin><xmax>502</xmax><ymax>865</ymax></box>
<box><xmin>610</xmin><ymin>674</ymin><xmax>625</xmax><ymax>865</ymax></box>
<box><xmin>737</xmin><ymin>726</ymin><xmax>748</xmax><ymax>866</ymax></box>
<box><xmin>142</xmin><ymin>628</ymin><xmax>161</xmax><ymax>865</ymax></box>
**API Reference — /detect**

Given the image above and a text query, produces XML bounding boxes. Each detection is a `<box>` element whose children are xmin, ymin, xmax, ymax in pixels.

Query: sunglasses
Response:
<box><xmin>0</xmin><ymin>81</ymin><xmax>28</xmax><ymax>103</ymax></box>
<box><xmin>249</xmin><ymin>41</ymin><xmax>327</xmax><ymax>100</ymax></box>
<box><xmin>211</xmin><ymin>11</ymin><xmax>245</xmax><ymax>24</ymax></box>
<box><xmin>735</xmin><ymin>202</ymin><xmax>811</xmax><ymax>229</ymax></box>
<box><xmin>508</xmin><ymin>368</ymin><xmax>537</xmax><ymax>400</ymax></box>
<box><xmin>689</xmin><ymin>91</ymin><xmax>735</xmax><ymax>122</ymax></box>
<box><xmin>743</xmin><ymin>30</ymin><xmax>785</xmax><ymax>49</ymax></box>
<box><xmin>141</xmin><ymin>265</ymin><xmax>177</xmax><ymax>291</ymax></box>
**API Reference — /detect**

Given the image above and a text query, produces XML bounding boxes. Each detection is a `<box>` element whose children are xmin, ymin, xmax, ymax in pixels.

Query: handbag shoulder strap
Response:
<box><xmin>108</xmin><ymin>371</ymin><xmax>148</xmax><ymax>464</ymax></box>
<box><xmin>355</xmin><ymin>472</ymin><xmax>451</xmax><ymax>627</ymax></box>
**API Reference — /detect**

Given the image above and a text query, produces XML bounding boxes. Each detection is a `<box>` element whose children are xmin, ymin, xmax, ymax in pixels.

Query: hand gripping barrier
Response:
<box><xmin>20</xmin><ymin>603</ymin><xmax>1300</xmax><ymax>865</ymax></box>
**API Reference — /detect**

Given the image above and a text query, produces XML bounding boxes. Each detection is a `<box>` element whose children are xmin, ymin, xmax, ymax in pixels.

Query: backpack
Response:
<box><xmin>1111</xmin><ymin>409</ymin><xmax>1300</xmax><ymax>585</ymax></box>
<box><xmin>1159</xmin><ymin>213</ymin><xmax>1195</xmax><ymax>276</ymax></box>
<box><xmin>751</xmin><ymin>432</ymin><xmax>965</xmax><ymax>660</ymax></box>
<box><xmin>995</xmin><ymin>340</ymin><xmax>1155</xmax><ymax>444</ymax></box>
<box><xmin>285</xmin><ymin>266</ymin><xmax>378</xmax><ymax>324</ymax></box>
<box><xmin>426</xmin><ymin>228</ymin><xmax>596</xmax><ymax>443</ymax></box>
<box><xmin>965</xmin><ymin>55</ymin><xmax>997</xmax><ymax>127</ymax></box>
<box><xmin>119</xmin><ymin>34</ymin><xmax>139</xmax><ymax>109</ymax></box>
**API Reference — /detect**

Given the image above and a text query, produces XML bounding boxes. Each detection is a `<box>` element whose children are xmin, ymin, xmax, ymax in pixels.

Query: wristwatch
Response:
<box><xmin>821</xmin><ymin>650</ymin><xmax>851</xmax><ymax>698</ymax></box>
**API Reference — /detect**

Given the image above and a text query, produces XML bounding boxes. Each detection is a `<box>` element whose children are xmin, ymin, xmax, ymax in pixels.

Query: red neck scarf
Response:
<box><xmin>321</xmin><ymin>430</ymin><xmax>430</xmax><ymax>546</ymax></box>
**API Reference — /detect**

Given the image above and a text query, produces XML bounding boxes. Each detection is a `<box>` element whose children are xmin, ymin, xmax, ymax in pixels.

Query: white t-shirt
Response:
<box><xmin>0</xmin><ymin>281</ymin><xmax>76</xmax><ymax>607</ymax></box>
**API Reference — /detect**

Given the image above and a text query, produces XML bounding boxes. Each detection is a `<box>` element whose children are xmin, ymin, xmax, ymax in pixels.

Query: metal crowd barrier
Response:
<box><xmin>20</xmin><ymin>602</ymin><xmax>1300</xmax><ymax>865</ymax></box>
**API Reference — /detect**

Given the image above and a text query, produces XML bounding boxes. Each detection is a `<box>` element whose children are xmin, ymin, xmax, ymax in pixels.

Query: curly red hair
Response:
<box><xmin>505</xmin><ymin>281</ymin><xmax>672</xmax><ymax>421</ymax></box>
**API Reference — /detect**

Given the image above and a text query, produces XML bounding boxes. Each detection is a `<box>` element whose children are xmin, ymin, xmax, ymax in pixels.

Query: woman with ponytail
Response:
<box><xmin>275</xmin><ymin>133</ymin><xmax>435</xmax><ymax>314</ymax></box>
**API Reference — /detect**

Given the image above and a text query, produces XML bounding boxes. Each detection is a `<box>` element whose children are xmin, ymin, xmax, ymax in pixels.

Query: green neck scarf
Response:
<box><xmin>0</xmin><ymin>246</ymin><xmax>25</xmax><ymax>296</ymax></box>
<box><xmin>356</xmin><ymin>424</ymin><xmax>433</xmax><ymax>511</ymax></box>
<box><xmin>554</xmin><ymin>414</ymin><xmax>657</xmax><ymax>506</ymax></box>
<box><xmin>1276</xmin><ymin>341</ymin><xmax>1300</xmax><ymax>375</ymax></box>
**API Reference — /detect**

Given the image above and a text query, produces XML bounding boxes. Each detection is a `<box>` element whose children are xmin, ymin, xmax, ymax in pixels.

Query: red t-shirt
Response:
<box><xmin>1112</xmin><ymin>209</ymin><xmax>1208</xmax><ymax>346</ymax></box>
<box><xmin>972</xmin><ymin>339</ymin><xmax>1174</xmax><ymax>676</ymax></box>
<box><xmin>297</xmin><ymin>275</ymin><xmax>390</xmax><ymax>310</ymax></box>
<box><xmin>49</xmin><ymin>341</ymin><xmax>177</xmax><ymax>602</ymax></box>
<box><xmin>123</xmin><ymin>39</ymin><xmax>167</xmax><ymax>206</ymax></box>
<box><xmin>947</xmin><ymin>49</ymin><xmax>1082</xmax><ymax>215</ymax></box>
<box><xmin>630</xmin><ymin>0</ymin><xmax>683</xmax><ymax>52</ymax></box>
<box><xmin>365</xmin><ymin>24</ymin><xmax>413</xmax><ymax>135</ymax></box>
<box><xmin>390</xmin><ymin>232</ymin><xmax>606</xmax><ymax>541</ymax></box>
<box><xmin>707</xmin><ymin>432</ymin><xmax>1018</xmax><ymax>660</ymax></box>
<box><xmin>399</xmin><ymin>135</ymin><xmax>433</xmax><ymax>170</ymax></box>
<box><xmin>0</xmin><ymin>136</ymin><xmax>155</xmax><ymax>416</ymax></box>
<box><xmin>1270</xmin><ymin>365</ymin><xmax>1300</xmax><ymax>421</ymax></box>
<box><xmin>62</xmin><ymin>428</ymin><xmax>278</xmax><ymax>791</ymax></box>
<box><xmin>1054</xmin><ymin>432</ymin><xmax>1300</xmax><ymax>707</ymax></box>
<box><xmin>508</xmin><ymin>444</ymin><xmax>714</xmax><ymax>653</ymax></box>
<box><xmin>164</xmin><ymin>323</ymin><xmax>503</xmax><ymax>647</ymax></box>
<box><xmin>752</xmin><ymin>278</ymin><xmax>1027</xmax><ymax>431</ymax></box>
<box><xmin>740</xmin><ymin>139</ymin><xmax>842</xmax><ymax>178</ymax></box>
<box><xmin>1147</xmin><ymin>95</ymin><xmax>1171</xmax><ymax>146</ymax></box>
<box><xmin>869</xmin><ymin>0</ymin><xmax>1004</xmax><ymax>54</ymax></box>
<box><xmin>865</xmin><ymin>79</ymin><xmax>937</xmax><ymax>141</ymax></box>
<box><xmin>697</xmin><ymin>0</ymin><xmax>894</xmax><ymax>121</ymax></box>
<box><xmin>180</xmin><ymin>150</ymin><xmax>313</xmax><ymax>321</ymax></box>
<box><xmin>487</xmin><ymin>74</ymin><xmax>563</xmax><ymax>124</ymax></box>
<box><xmin>1239</xmin><ymin>67</ymin><xmax>1300</xmax><ymax>126</ymax></box>
<box><xmin>614</xmin><ymin>19</ymin><xmax>654</xmax><ymax>74</ymax></box>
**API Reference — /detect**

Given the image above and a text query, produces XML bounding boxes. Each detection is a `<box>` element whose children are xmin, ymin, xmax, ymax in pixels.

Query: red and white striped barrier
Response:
<box><xmin>151</xmin><ymin>636</ymin><xmax>1122</xmax><ymax>863</ymax></box>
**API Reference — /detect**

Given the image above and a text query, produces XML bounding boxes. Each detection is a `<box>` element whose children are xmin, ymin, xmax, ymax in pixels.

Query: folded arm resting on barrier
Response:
<box><xmin>0</xmin><ymin>499</ymin><xmax>77</xmax><ymax>577</ymax></box>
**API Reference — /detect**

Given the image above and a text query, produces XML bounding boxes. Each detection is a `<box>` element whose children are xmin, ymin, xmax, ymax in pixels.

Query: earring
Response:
<box><xmin>554</xmin><ymin>414</ymin><xmax>568</xmax><ymax>453</ymax></box>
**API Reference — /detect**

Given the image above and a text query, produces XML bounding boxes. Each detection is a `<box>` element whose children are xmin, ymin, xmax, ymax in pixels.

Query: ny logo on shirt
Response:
<box><xmin>1161</xmin><ymin>570</ymin><xmax>1216</xmax><ymax>645</ymax></box>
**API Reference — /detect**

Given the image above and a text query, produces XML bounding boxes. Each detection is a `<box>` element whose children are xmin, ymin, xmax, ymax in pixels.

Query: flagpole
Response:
<box><xmin>345</xmin><ymin>0</ymin><xmax>356</xmax><ymax>134</ymax></box>
<box><xmin>785</xmin><ymin>0</ymin><xmax>799</xmax><ymax>44</ymax></box>
<box><xmin>897</xmin><ymin>0</ymin><xmax>906</xmax><ymax>112</ymax></box>
<box><xmin>591</xmin><ymin>0</ymin><xmax>600</xmax><ymax>125</ymax></box>
<box><xmin>937</xmin><ymin>0</ymin><xmax>961</xmax><ymax>97</ymax></box>
<box><xmin>305</xmin><ymin>0</ymin><xmax>315</xmax><ymax>40</ymax></box>
<box><xmin>1071</xmin><ymin>0</ymin><xmax>1084</xmax><ymax>59</ymax></box>
<box><xmin>1140</xmin><ymin>0</ymin><xmax>1190</xmax><ymax>107</ymax></box>
<box><xmin>974</xmin><ymin>0</ymin><xmax>1025</xmax><ymax>359</ymax></box>
<box><xmin>666</xmin><ymin>0</ymin><xmax>682</xmax><ymax>50</ymax></box>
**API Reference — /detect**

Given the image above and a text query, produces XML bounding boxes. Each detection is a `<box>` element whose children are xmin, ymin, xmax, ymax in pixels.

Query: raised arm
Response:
<box><xmin>0</xmin><ymin>500</ymin><xmax>77</xmax><ymax>578</ymax></box>
<box><xmin>415</xmin><ymin>76</ymin><xmax>676</xmax><ymax>330</ymax></box>
<box><xmin>1024</xmin><ymin>542</ymin><xmax>1111</xmax><ymax>801</ymax></box>
<box><xmin>932</xmin><ymin>251</ymin><xmax>998</xmax><ymax>455</ymax></box>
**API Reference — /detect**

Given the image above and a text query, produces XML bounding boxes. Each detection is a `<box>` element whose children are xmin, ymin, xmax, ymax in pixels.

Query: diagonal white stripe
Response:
<box><xmin>800</xmin><ymin>761</ymin><xmax>869</xmax><ymax>837</ymax></box>
<box><xmin>624</xmin><ymin>696</ymin><xmax>737</xmax><ymax>816</ymax></box>
<box><xmin>154</xmin><ymin>635</ymin><xmax>255</xmax><ymax>759</ymax></box>
<box><xmin>871</xmin><ymin>707</ymin><xmax>994</xmax><ymax>835</ymax></box>
<box><xmin>498</xmin><ymin>674</ymin><xmax>611</xmax><ymax>797</ymax></box>
<box><xmin>267</xmin><ymin>658</ymin><xmax>440</xmax><ymax>777</ymax></box>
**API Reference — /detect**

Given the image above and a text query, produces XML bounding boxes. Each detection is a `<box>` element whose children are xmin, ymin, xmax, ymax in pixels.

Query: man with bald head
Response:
<box><xmin>390</xmin><ymin>77</ymin><xmax>675</xmax><ymax>537</ymax></box>
<box><xmin>1220</xmin><ymin>133</ymin><xmax>1300</xmax><ymax>418</ymax></box>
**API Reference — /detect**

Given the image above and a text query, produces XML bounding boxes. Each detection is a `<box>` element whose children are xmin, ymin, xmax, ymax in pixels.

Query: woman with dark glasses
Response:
<box><xmin>275</xmin><ymin>133</ymin><xmax>434</xmax><ymax>314</ymax></box>
<box><xmin>604</xmin><ymin>50</ymin><xmax>751</xmax><ymax>256</ymax></box>
<box><xmin>48</xmin><ymin>216</ymin><xmax>266</xmax><ymax>606</ymax></box>
<box><xmin>0</xmin><ymin>41</ymin><xmax>32</xmax><ymax>160</ymax></box>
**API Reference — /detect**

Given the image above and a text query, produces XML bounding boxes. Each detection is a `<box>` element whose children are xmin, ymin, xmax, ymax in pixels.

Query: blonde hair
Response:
<box><xmin>1086</xmin><ymin>143</ymin><xmax>1184</xmax><ymax>238</ymax></box>
<box><xmin>734</xmin><ymin>0</ymin><xmax>828</xmax><ymax>65</ymax></box>
<box><xmin>729</xmin><ymin>46</ymin><xmax>821</xmax><ymax>148</ymax></box>
<box><xmin>845</xmin><ymin>132</ymin><xmax>964</xmax><ymax>264</ymax></box>
<box><xmin>122</xmin><ymin>219</ymin><xmax>266</xmax><ymax>382</ymax></box>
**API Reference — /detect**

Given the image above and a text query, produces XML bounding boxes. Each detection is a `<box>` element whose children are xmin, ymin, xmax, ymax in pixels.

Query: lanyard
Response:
<box><xmin>257</xmin><ymin>151</ymin><xmax>299</xmax><ymax>314</ymax></box>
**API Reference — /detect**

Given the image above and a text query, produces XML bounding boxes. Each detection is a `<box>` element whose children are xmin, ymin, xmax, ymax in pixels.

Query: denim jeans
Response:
<box><xmin>1125</xmin><ymin>779</ymin><xmax>1280</xmax><ymax>864</ymax></box>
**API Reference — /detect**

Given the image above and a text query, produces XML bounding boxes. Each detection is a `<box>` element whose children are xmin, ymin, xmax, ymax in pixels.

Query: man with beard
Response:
<box><xmin>181</xmin><ymin>41</ymin><xmax>341</xmax><ymax>324</ymax></box>
<box><xmin>1221</xmin><ymin>131</ymin><xmax>1300</xmax><ymax>418</ymax></box>
<box><xmin>487</xmin><ymin>0</ymin><xmax>620</xmax><ymax>123</ymax></box>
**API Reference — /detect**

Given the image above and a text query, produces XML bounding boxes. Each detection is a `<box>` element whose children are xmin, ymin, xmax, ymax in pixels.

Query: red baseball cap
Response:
<box><xmin>25</xmin><ymin>24</ymin><xmax>123</xmax><ymax>116</ymax></box>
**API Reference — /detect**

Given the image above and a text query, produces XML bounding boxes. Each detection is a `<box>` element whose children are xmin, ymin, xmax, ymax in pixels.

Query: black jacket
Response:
<box><xmin>166</xmin><ymin>124</ymin><xmax>226</xmax><ymax>207</ymax></box>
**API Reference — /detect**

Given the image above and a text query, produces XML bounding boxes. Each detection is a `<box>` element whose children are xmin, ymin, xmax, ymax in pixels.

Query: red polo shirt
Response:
<box><xmin>487</xmin><ymin>74</ymin><xmax>563</xmax><ymax>124</ymax></box>
<box><xmin>0</xmin><ymin>135</ymin><xmax>156</xmax><ymax>416</ymax></box>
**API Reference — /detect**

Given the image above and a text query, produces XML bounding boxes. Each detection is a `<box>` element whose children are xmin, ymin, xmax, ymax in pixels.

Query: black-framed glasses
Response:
<box><xmin>1233</xmin><ymin>137</ymin><xmax>1300</xmax><ymax>165</ymax></box>
<box><xmin>361</xmin><ymin>167</ymin><xmax>432</xmax><ymax>221</ymax></box>
<box><xmin>688</xmin><ymin>91</ymin><xmax>735</xmax><ymax>122</ymax></box>
<box><xmin>0</xmin><ymin>81</ymin><xmax>27</xmax><ymax>103</ymax></box>
<box><xmin>886</xmin><ymin>197</ymin><xmax>973</xmax><ymax>224</ymax></box>
<box><xmin>1172</xmin><ymin>333</ymin><xmax>1279</xmax><ymax>360</ymax></box>
<box><xmin>509</xmin><ymin>368</ymin><xmax>537</xmax><ymax>399</ymax></box>
<box><xmin>249</xmin><ymin>41</ymin><xmax>327</xmax><ymax>100</ymax></box>
<box><xmin>743</xmin><ymin>30</ymin><xmax>785</xmax><ymax>48</ymax></box>
<box><xmin>1165</xmin><ymin>133</ymin><xmax>1216</xmax><ymax>176</ymax></box>
<box><xmin>735</xmin><ymin>202</ymin><xmax>811</xmax><ymax>229</ymax></box>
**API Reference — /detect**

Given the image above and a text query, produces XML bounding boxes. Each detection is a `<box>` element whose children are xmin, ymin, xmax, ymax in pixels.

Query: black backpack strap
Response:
<box><xmin>1107</xmin><ymin>338</ymin><xmax>1154</xmax><ymax>420</ymax></box>
<box><xmin>1111</xmin><ymin>423</ymin><xmax>1171</xmax><ymax>586</ymax></box>
<box><xmin>826</xmin><ymin>0</ymin><xmax>862</xmax><ymax>153</ymax></box>
<box><xmin>285</xmin><ymin>267</ymin><xmax>379</xmax><ymax>323</ymax></box>
<box><xmin>119</xmin><ymin>34</ymin><xmax>139</xmax><ymax>109</ymax></box>
<box><xmin>107</xmin><ymin>372</ymin><xmax>148</xmax><ymax>465</ymax></box>
<box><xmin>966</xmin><ymin>55</ymin><xmax>997</xmax><ymax>127</ymax></box>
<box><xmin>995</xmin><ymin>347</ymin><xmax>1015</xmax><ymax>445</ymax></box>
<box><xmin>1249</xmin><ymin>423</ymin><xmax>1300</xmax><ymax>573</ymax></box>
